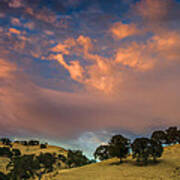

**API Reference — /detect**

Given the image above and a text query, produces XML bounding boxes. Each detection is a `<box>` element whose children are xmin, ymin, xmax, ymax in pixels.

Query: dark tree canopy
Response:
<box><xmin>132</xmin><ymin>138</ymin><xmax>163</xmax><ymax>165</ymax></box>
<box><xmin>108</xmin><ymin>135</ymin><xmax>130</xmax><ymax>163</ymax></box>
<box><xmin>0</xmin><ymin>147</ymin><xmax>13</xmax><ymax>158</ymax></box>
<box><xmin>151</xmin><ymin>130</ymin><xmax>167</xmax><ymax>144</ymax></box>
<box><xmin>12</xmin><ymin>149</ymin><xmax>21</xmax><ymax>157</ymax></box>
<box><xmin>58</xmin><ymin>154</ymin><xmax>67</xmax><ymax>163</ymax></box>
<box><xmin>36</xmin><ymin>153</ymin><xmax>56</xmax><ymax>173</ymax></box>
<box><xmin>0</xmin><ymin>138</ymin><xmax>11</xmax><ymax>146</ymax></box>
<box><xmin>40</xmin><ymin>144</ymin><xmax>47</xmax><ymax>149</ymax></box>
<box><xmin>165</xmin><ymin>127</ymin><xmax>179</xmax><ymax>145</ymax></box>
<box><xmin>94</xmin><ymin>145</ymin><xmax>111</xmax><ymax>161</ymax></box>
<box><xmin>66</xmin><ymin>150</ymin><xmax>90</xmax><ymax>168</ymax></box>
<box><xmin>7</xmin><ymin>154</ymin><xmax>40</xmax><ymax>180</ymax></box>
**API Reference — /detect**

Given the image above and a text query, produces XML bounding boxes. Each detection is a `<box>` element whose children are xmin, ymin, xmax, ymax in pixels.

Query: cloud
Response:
<box><xmin>0</xmin><ymin>0</ymin><xmax>180</xmax><ymax>155</ymax></box>
<box><xmin>8</xmin><ymin>0</ymin><xmax>23</xmax><ymax>8</ymax></box>
<box><xmin>110</xmin><ymin>22</ymin><xmax>140</xmax><ymax>39</ymax></box>
<box><xmin>0</xmin><ymin>59</ymin><xmax>16</xmax><ymax>79</ymax></box>
<box><xmin>9</xmin><ymin>28</ymin><xmax>21</xmax><ymax>35</ymax></box>
<box><xmin>1</xmin><ymin>56</ymin><xmax>180</xmax><ymax>140</ymax></box>
<box><xmin>49</xmin><ymin>54</ymin><xmax>84</xmax><ymax>81</ymax></box>
<box><xmin>131</xmin><ymin>0</ymin><xmax>180</xmax><ymax>32</ymax></box>
<box><xmin>50</xmin><ymin>35</ymin><xmax>120</xmax><ymax>94</ymax></box>
<box><xmin>115</xmin><ymin>41</ymin><xmax>155</xmax><ymax>71</ymax></box>
<box><xmin>24</xmin><ymin>22</ymin><xmax>35</xmax><ymax>30</ymax></box>
<box><xmin>11</xmin><ymin>17</ymin><xmax>21</xmax><ymax>26</ymax></box>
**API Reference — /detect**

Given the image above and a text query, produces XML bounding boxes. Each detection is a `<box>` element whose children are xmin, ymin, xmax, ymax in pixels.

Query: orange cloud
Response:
<box><xmin>115</xmin><ymin>42</ymin><xmax>154</xmax><ymax>70</ymax></box>
<box><xmin>49</xmin><ymin>54</ymin><xmax>84</xmax><ymax>82</ymax></box>
<box><xmin>77</xmin><ymin>35</ymin><xmax>93</xmax><ymax>53</ymax></box>
<box><xmin>51</xmin><ymin>43</ymin><xmax>70</xmax><ymax>55</ymax></box>
<box><xmin>9</xmin><ymin>28</ymin><xmax>21</xmax><ymax>35</ymax></box>
<box><xmin>50</xmin><ymin>35</ymin><xmax>119</xmax><ymax>94</ymax></box>
<box><xmin>0</xmin><ymin>59</ymin><xmax>16</xmax><ymax>79</ymax></box>
<box><xmin>110</xmin><ymin>22</ymin><xmax>140</xmax><ymax>39</ymax></box>
<box><xmin>151</xmin><ymin>32</ymin><xmax>180</xmax><ymax>60</ymax></box>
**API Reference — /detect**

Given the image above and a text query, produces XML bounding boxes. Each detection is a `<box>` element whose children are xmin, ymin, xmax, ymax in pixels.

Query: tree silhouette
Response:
<box><xmin>149</xmin><ymin>139</ymin><xmax>163</xmax><ymax>162</ymax></box>
<box><xmin>166</xmin><ymin>127</ymin><xmax>179</xmax><ymax>145</ymax></box>
<box><xmin>108</xmin><ymin>135</ymin><xmax>130</xmax><ymax>163</ymax></box>
<box><xmin>132</xmin><ymin>138</ymin><xmax>163</xmax><ymax>165</ymax></box>
<box><xmin>66</xmin><ymin>150</ymin><xmax>89</xmax><ymax>168</ymax></box>
<box><xmin>94</xmin><ymin>145</ymin><xmax>111</xmax><ymax>161</ymax></box>
<box><xmin>7</xmin><ymin>154</ymin><xmax>39</xmax><ymax>180</ymax></box>
<box><xmin>151</xmin><ymin>130</ymin><xmax>167</xmax><ymax>144</ymax></box>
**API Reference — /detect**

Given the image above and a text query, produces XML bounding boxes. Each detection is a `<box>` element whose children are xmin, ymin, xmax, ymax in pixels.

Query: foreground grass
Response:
<box><xmin>52</xmin><ymin>144</ymin><xmax>180</xmax><ymax>180</ymax></box>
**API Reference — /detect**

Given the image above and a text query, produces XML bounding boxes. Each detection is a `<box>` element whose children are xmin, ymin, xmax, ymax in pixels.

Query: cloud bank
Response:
<box><xmin>0</xmin><ymin>0</ymin><xmax>180</xmax><ymax>154</ymax></box>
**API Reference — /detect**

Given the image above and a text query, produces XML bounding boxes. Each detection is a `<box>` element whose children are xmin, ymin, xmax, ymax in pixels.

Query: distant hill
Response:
<box><xmin>52</xmin><ymin>144</ymin><xmax>180</xmax><ymax>180</ymax></box>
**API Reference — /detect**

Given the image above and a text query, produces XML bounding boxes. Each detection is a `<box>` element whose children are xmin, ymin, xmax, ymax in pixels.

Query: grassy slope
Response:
<box><xmin>53</xmin><ymin>144</ymin><xmax>180</xmax><ymax>180</ymax></box>
<box><xmin>0</xmin><ymin>143</ymin><xmax>180</xmax><ymax>180</ymax></box>
<box><xmin>0</xmin><ymin>142</ymin><xmax>67</xmax><ymax>177</ymax></box>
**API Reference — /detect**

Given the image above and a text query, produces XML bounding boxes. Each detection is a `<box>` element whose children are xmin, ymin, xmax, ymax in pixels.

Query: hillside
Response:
<box><xmin>0</xmin><ymin>142</ymin><xmax>67</xmax><ymax>177</ymax></box>
<box><xmin>0</xmin><ymin>143</ymin><xmax>180</xmax><ymax>179</ymax></box>
<box><xmin>52</xmin><ymin>144</ymin><xmax>180</xmax><ymax>180</ymax></box>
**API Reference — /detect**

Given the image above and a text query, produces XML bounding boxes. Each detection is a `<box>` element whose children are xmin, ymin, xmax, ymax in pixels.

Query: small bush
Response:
<box><xmin>12</xmin><ymin>149</ymin><xmax>21</xmax><ymax>157</ymax></box>
<box><xmin>0</xmin><ymin>147</ymin><xmax>13</xmax><ymax>158</ymax></box>
<box><xmin>0</xmin><ymin>138</ymin><xmax>11</xmax><ymax>146</ymax></box>
<box><xmin>40</xmin><ymin>144</ymin><xmax>47</xmax><ymax>149</ymax></box>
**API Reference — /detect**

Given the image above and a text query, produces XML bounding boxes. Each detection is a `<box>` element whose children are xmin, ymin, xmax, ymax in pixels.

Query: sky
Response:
<box><xmin>0</xmin><ymin>0</ymin><xmax>180</xmax><ymax>157</ymax></box>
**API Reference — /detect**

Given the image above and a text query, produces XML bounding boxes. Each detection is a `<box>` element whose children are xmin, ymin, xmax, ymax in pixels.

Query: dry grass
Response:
<box><xmin>1</xmin><ymin>143</ymin><xmax>180</xmax><ymax>179</ymax></box>
<box><xmin>0</xmin><ymin>142</ymin><xmax>68</xmax><ymax>178</ymax></box>
<box><xmin>52</xmin><ymin>144</ymin><xmax>180</xmax><ymax>180</ymax></box>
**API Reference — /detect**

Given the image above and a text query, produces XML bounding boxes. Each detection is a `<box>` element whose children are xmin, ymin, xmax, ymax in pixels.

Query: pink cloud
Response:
<box><xmin>11</xmin><ymin>17</ymin><xmax>21</xmax><ymax>26</ymax></box>
<box><xmin>8</xmin><ymin>0</ymin><xmax>23</xmax><ymax>8</ymax></box>
<box><xmin>110</xmin><ymin>22</ymin><xmax>140</xmax><ymax>39</ymax></box>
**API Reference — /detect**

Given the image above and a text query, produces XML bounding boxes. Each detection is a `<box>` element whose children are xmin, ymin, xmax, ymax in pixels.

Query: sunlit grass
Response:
<box><xmin>52</xmin><ymin>144</ymin><xmax>180</xmax><ymax>180</ymax></box>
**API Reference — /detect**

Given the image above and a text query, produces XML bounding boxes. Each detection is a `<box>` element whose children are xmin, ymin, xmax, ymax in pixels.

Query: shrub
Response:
<box><xmin>0</xmin><ymin>147</ymin><xmax>13</xmax><ymax>158</ymax></box>
<box><xmin>36</xmin><ymin>153</ymin><xmax>56</xmax><ymax>173</ymax></box>
<box><xmin>7</xmin><ymin>154</ymin><xmax>40</xmax><ymax>180</ymax></box>
<box><xmin>12</xmin><ymin>149</ymin><xmax>21</xmax><ymax>157</ymax></box>
<box><xmin>40</xmin><ymin>144</ymin><xmax>47</xmax><ymax>149</ymax></box>
<box><xmin>0</xmin><ymin>138</ymin><xmax>11</xmax><ymax>146</ymax></box>
<box><xmin>66</xmin><ymin>150</ymin><xmax>89</xmax><ymax>168</ymax></box>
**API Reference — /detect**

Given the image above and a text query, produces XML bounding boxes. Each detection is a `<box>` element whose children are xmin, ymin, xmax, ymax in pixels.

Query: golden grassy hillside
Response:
<box><xmin>0</xmin><ymin>142</ymin><xmax>67</xmax><ymax>176</ymax></box>
<box><xmin>51</xmin><ymin>144</ymin><xmax>180</xmax><ymax>180</ymax></box>
<box><xmin>1</xmin><ymin>143</ymin><xmax>180</xmax><ymax>180</ymax></box>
